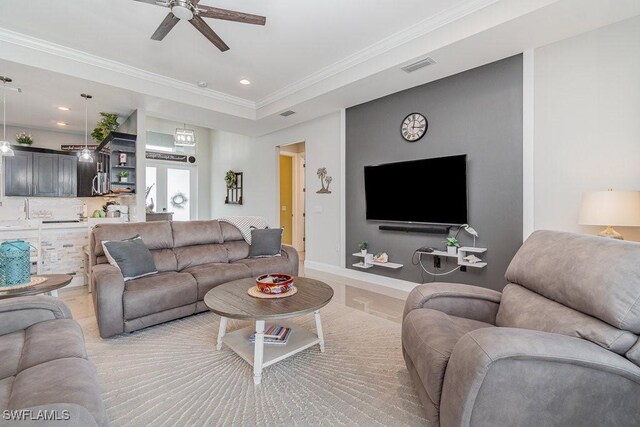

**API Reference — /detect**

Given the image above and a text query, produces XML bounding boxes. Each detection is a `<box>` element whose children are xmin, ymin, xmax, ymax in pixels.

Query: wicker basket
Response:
<box><xmin>0</xmin><ymin>240</ymin><xmax>32</xmax><ymax>287</ymax></box>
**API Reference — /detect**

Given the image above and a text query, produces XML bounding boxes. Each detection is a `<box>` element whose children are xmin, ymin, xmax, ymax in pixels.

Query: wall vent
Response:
<box><xmin>280</xmin><ymin>110</ymin><xmax>296</xmax><ymax>117</ymax></box>
<box><xmin>401</xmin><ymin>57</ymin><xmax>436</xmax><ymax>73</ymax></box>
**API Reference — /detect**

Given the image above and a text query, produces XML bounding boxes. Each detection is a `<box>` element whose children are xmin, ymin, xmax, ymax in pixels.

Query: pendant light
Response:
<box><xmin>175</xmin><ymin>123</ymin><xmax>196</xmax><ymax>147</ymax></box>
<box><xmin>79</xmin><ymin>93</ymin><xmax>94</xmax><ymax>163</ymax></box>
<box><xmin>0</xmin><ymin>76</ymin><xmax>15</xmax><ymax>157</ymax></box>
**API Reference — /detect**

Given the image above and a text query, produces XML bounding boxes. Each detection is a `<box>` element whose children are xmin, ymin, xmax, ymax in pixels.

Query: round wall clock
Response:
<box><xmin>401</xmin><ymin>112</ymin><xmax>428</xmax><ymax>142</ymax></box>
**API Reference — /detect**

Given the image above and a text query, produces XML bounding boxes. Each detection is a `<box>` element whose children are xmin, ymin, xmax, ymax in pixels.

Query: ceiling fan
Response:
<box><xmin>134</xmin><ymin>0</ymin><xmax>266</xmax><ymax>52</ymax></box>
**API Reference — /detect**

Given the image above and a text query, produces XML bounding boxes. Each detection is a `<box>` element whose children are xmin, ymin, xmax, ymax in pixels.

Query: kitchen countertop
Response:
<box><xmin>40</xmin><ymin>222</ymin><xmax>93</xmax><ymax>230</ymax></box>
<box><xmin>0</xmin><ymin>218</ymin><xmax>126</xmax><ymax>231</ymax></box>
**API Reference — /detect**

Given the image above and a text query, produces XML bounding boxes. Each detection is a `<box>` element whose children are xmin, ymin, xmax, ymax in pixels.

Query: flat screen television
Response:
<box><xmin>364</xmin><ymin>154</ymin><xmax>468</xmax><ymax>225</ymax></box>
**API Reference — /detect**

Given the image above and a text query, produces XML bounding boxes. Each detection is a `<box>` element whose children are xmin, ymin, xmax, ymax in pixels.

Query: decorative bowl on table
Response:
<box><xmin>256</xmin><ymin>273</ymin><xmax>294</xmax><ymax>294</ymax></box>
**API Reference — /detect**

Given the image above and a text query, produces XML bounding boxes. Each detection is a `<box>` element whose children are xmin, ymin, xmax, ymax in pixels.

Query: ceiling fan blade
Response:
<box><xmin>190</xmin><ymin>15</ymin><xmax>229</xmax><ymax>52</ymax></box>
<box><xmin>133</xmin><ymin>0</ymin><xmax>169</xmax><ymax>6</ymax></box>
<box><xmin>197</xmin><ymin>6</ymin><xmax>266</xmax><ymax>26</ymax></box>
<box><xmin>151</xmin><ymin>13</ymin><xmax>180</xmax><ymax>41</ymax></box>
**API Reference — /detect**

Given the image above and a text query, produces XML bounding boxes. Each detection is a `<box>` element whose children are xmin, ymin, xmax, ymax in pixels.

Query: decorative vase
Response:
<box><xmin>120</xmin><ymin>177</ymin><xmax>128</xmax><ymax>183</ymax></box>
<box><xmin>447</xmin><ymin>246</ymin><xmax>457</xmax><ymax>255</ymax></box>
<box><xmin>360</xmin><ymin>249</ymin><xmax>367</xmax><ymax>257</ymax></box>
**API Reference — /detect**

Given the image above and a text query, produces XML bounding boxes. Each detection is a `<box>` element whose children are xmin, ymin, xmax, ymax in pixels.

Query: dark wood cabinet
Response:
<box><xmin>76</xmin><ymin>160</ymin><xmax>97</xmax><ymax>197</ymax></box>
<box><xmin>4</xmin><ymin>150</ymin><xmax>33</xmax><ymax>196</ymax></box>
<box><xmin>32</xmin><ymin>152</ymin><xmax>60</xmax><ymax>197</ymax></box>
<box><xmin>3</xmin><ymin>148</ymin><xmax>78</xmax><ymax>197</ymax></box>
<box><xmin>58</xmin><ymin>155</ymin><xmax>78</xmax><ymax>197</ymax></box>
<box><xmin>95</xmin><ymin>132</ymin><xmax>137</xmax><ymax>196</ymax></box>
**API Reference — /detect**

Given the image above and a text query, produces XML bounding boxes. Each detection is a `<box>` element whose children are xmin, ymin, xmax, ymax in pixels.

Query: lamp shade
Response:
<box><xmin>579</xmin><ymin>190</ymin><xmax>640</xmax><ymax>227</ymax></box>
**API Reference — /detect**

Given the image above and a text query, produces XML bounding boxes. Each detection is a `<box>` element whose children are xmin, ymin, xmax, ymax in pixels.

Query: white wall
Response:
<box><xmin>117</xmin><ymin>111</ymin><xmax>137</xmax><ymax>135</ymax></box>
<box><xmin>4</xmin><ymin>125</ymin><xmax>85</xmax><ymax>150</ymax></box>
<box><xmin>533</xmin><ymin>16</ymin><xmax>640</xmax><ymax>241</ymax></box>
<box><xmin>209</xmin><ymin>130</ymin><xmax>254</xmax><ymax>218</ymax></box>
<box><xmin>211</xmin><ymin>112</ymin><xmax>343</xmax><ymax>266</ymax></box>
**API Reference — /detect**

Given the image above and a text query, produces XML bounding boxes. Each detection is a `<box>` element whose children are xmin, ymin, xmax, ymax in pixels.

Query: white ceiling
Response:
<box><xmin>0</xmin><ymin>0</ymin><xmax>639</xmax><ymax>136</ymax></box>
<box><xmin>0</xmin><ymin>0</ymin><xmax>456</xmax><ymax>101</ymax></box>
<box><xmin>0</xmin><ymin>60</ymin><xmax>139</xmax><ymax>134</ymax></box>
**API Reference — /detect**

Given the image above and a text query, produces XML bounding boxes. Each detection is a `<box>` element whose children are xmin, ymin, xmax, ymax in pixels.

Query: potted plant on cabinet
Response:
<box><xmin>91</xmin><ymin>113</ymin><xmax>119</xmax><ymax>143</ymax></box>
<box><xmin>15</xmin><ymin>132</ymin><xmax>33</xmax><ymax>146</ymax></box>
<box><xmin>358</xmin><ymin>241</ymin><xmax>369</xmax><ymax>257</ymax></box>
<box><xmin>444</xmin><ymin>237</ymin><xmax>460</xmax><ymax>255</ymax></box>
<box><xmin>118</xmin><ymin>171</ymin><xmax>129</xmax><ymax>183</ymax></box>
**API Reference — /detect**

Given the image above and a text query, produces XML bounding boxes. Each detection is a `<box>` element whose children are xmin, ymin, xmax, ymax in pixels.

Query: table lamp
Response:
<box><xmin>578</xmin><ymin>189</ymin><xmax>640</xmax><ymax>240</ymax></box>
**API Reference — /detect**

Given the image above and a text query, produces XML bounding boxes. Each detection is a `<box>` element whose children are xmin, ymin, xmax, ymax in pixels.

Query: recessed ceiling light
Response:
<box><xmin>197</xmin><ymin>81</ymin><xmax>208</xmax><ymax>88</ymax></box>
<box><xmin>57</xmin><ymin>106</ymin><xmax>70</xmax><ymax>111</ymax></box>
<box><xmin>56</xmin><ymin>122</ymin><xmax>68</xmax><ymax>126</ymax></box>
<box><xmin>239</xmin><ymin>79</ymin><xmax>251</xmax><ymax>85</ymax></box>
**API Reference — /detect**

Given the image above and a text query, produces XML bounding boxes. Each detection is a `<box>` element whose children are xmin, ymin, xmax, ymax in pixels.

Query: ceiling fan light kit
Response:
<box><xmin>135</xmin><ymin>0</ymin><xmax>267</xmax><ymax>52</ymax></box>
<box><xmin>171</xmin><ymin>1</ymin><xmax>194</xmax><ymax>20</ymax></box>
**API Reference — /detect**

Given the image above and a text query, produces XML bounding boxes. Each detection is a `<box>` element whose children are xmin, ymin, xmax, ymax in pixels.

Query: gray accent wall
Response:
<box><xmin>345</xmin><ymin>55</ymin><xmax>523</xmax><ymax>291</ymax></box>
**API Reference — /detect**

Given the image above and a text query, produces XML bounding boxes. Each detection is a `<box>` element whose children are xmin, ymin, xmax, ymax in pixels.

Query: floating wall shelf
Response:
<box><xmin>351</xmin><ymin>253</ymin><xmax>403</xmax><ymax>269</ymax></box>
<box><xmin>418</xmin><ymin>246</ymin><xmax>487</xmax><ymax>269</ymax></box>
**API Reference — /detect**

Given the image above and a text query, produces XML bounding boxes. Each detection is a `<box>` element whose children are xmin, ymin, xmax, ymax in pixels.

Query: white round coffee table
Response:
<box><xmin>204</xmin><ymin>276</ymin><xmax>334</xmax><ymax>385</ymax></box>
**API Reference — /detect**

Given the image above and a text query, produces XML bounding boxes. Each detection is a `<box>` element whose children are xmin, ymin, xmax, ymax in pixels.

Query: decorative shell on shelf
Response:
<box><xmin>373</xmin><ymin>252</ymin><xmax>388</xmax><ymax>263</ymax></box>
<box><xmin>463</xmin><ymin>254</ymin><xmax>482</xmax><ymax>264</ymax></box>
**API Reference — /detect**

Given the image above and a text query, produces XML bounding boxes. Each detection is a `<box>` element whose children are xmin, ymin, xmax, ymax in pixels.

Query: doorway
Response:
<box><xmin>145</xmin><ymin>162</ymin><xmax>197</xmax><ymax>221</ymax></box>
<box><xmin>278</xmin><ymin>142</ymin><xmax>305</xmax><ymax>253</ymax></box>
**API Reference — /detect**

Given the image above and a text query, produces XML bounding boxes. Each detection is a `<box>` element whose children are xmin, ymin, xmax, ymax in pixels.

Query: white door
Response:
<box><xmin>145</xmin><ymin>163</ymin><xmax>197</xmax><ymax>221</ymax></box>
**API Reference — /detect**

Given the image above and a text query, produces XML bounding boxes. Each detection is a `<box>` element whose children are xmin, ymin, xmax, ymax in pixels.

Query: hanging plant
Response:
<box><xmin>15</xmin><ymin>132</ymin><xmax>34</xmax><ymax>145</ymax></box>
<box><xmin>91</xmin><ymin>112</ymin><xmax>119</xmax><ymax>143</ymax></box>
<box><xmin>225</xmin><ymin>170</ymin><xmax>237</xmax><ymax>188</ymax></box>
<box><xmin>170</xmin><ymin>192</ymin><xmax>189</xmax><ymax>209</ymax></box>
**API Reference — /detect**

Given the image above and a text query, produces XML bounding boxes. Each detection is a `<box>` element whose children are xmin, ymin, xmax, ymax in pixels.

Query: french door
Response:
<box><xmin>145</xmin><ymin>163</ymin><xmax>197</xmax><ymax>221</ymax></box>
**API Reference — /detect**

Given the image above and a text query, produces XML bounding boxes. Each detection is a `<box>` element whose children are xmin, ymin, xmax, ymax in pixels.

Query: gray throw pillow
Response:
<box><xmin>101</xmin><ymin>235</ymin><xmax>158</xmax><ymax>281</ymax></box>
<box><xmin>249</xmin><ymin>228</ymin><xmax>283</xmax><ymax>258</ymax></box>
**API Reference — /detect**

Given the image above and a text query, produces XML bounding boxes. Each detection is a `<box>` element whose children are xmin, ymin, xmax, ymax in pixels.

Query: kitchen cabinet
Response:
<box><xmin>58</xmin><ymin>155</ymin><xmax>78</xmax><ymax>197</ymax></box>
<box><xmin>97</xmin><ymin>132</ymin><xmax>137</xmax><ymax>196</ymax></box>
<box><xmin>76</xmin><ymin>160</ymin><xmax>97</xmax><ymax>197</ymax></box>
<box><xmin>4</xmin><ymin>150</ymin><xmax>33</xmax><ymax>196</ymax></box>
<box><xmin>3</xmin><ymin>148</ymin><xmax>78</xmax><ymax>197</ymax></box>
<box><xmin>32</xmin><ymin>152</ymin><xmax>59</xmax><ymax>197</ymax></box>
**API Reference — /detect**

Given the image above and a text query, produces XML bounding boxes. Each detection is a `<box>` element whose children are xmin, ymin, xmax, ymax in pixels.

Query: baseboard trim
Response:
<box><xmin>304</xmin><ymin>260</ymin><xmax>420</xmax><ymax>293</ymax></box>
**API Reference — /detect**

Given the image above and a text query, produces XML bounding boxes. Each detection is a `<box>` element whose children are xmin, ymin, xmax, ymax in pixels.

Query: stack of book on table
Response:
<box><xmin>249</xmin><ymin>326</ymin><xmax>292</xmax><ymax>345</ymax></box>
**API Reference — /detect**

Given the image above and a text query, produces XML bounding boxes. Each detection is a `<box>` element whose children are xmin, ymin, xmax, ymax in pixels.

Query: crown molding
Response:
<box><xmin>255</xmin><ymin>0</ymin><xmax>500</xmax><ymax>109</ymax></box>
<box><xmin>0</xmin><ymin>28</ymin><xmax>257</xmax><ymax>110</ymax></box>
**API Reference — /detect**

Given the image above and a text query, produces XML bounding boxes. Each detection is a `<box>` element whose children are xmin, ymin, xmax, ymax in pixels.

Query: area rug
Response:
<box><xmin>80</xmin><ymin>302</ymin><xmax>427</xmax><ymax>426</ymax></box>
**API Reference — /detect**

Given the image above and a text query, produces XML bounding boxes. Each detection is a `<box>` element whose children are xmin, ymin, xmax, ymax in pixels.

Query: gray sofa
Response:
<box><xmin>402</xmin><ymin>230</ymin><xmax>640</xmax><ymax>426</ymax></box>
<box><xmin>0</xmin><ymin>296</ymin><xmax>107</xmax><ymax>426</ymax></box>
<box><xmin>90</xmin><ymin>220</ymin><xmax>298</xmax><ymax>338</ymax></box>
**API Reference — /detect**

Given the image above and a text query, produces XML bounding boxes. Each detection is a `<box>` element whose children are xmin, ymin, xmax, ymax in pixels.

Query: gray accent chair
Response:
<box><xmin>0</xmin><ymin>296</ymin><xmax>107</xmax><ymax>426</ymax></box>
<box><xmin>402</xmin><ymin>230</ymin><xmax>640</xmax><ymax>426</ymax></box>
<box><xmin>90</xmin><ymin>220</ymin><xmax>299</xmax><ymax>338</ymax></box>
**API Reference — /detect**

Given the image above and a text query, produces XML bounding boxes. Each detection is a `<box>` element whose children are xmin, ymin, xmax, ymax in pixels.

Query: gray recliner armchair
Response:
<box><xmin>0</xmin><ymin>296</ymin><xmax>107</xmax><ymax>426</ymax></box>
<box><xmin>402</xmin><ymin>230</ymin><xmax>640</xmax><ymax>426</ymax></box>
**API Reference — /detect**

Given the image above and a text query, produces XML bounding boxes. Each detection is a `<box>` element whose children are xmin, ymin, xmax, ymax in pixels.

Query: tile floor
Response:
<box><xmin>58</xmin><ymin>263</ymin><xmax>409</xmax><ymax>325</ymax></box>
